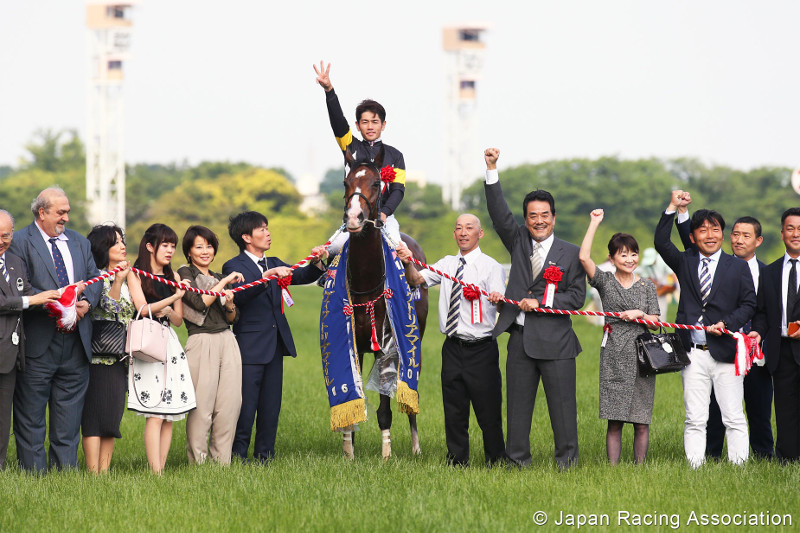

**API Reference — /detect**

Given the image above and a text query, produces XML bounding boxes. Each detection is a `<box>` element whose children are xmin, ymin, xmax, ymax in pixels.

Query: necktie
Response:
<box><xmin>257</xmin><ymin>257</ymin><xmax>268</xmax><ymax>272</ymax></box>
<box><xmin>445</xmin><ymin>257</ymin><xmax>466</xmax><ymax>337</ymax></box>
<box><xmin>49</xmin><ymin>238</ymin><xmax>70</xmax><ymax>288</ymax></box>
<box><xmin>699</xmin><ymin>258</ymin><xmax>711</xmax><ymax>305</ymax></box>
<box><xmin>0</xmin><ymin>256</ymin><xmax>8</xmax><ymax>283</ymax></box>
<box><xmin>787</xmin><ymin>259</ymin><xmax>797</xmax><ymax>322</ymax></box>
<box><xmin>530</xmin><ymin>242</ymin><xmax>543</xmax><ymax>281</ymax></box>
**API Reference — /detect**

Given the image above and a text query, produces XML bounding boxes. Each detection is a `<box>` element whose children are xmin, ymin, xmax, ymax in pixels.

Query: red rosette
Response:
<box><xmin>543</xmin><ymin>266</ymin><xmax>563</xmax><ymax>283</ymax></box>
<box><xmin>277</xmin><ymin>275</ymin><xmax>293</xmax><ymax>313</ymax></box>
<box><xmin>380</xmin><ymin>165</ymin><xmax>396</xmax><ymax>185</ymax></box>
<box><xmin>462</xmin><ymin>284</ymin><xmax>481</xmax><ymax>301</ymax></box>
<box><xmin>462</xmin><ymin>284</ymin><xmax>483</xmax><ymax>324</ymax></box>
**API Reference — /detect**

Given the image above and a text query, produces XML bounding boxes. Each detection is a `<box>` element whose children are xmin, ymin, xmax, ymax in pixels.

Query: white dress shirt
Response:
<box><xmin>747</xmin><ymin>255</ymin><xmax>759</xmax><ymax>295</ymax></box>
<box><xmin>781</xmin><ymin>253</ymin><xmax>800</xmax><ymax>336</ymax></box>
<box><xmin>420</xmin><ymin>246</ymin><xmax>506</xmax><ymax>340</ymax></box>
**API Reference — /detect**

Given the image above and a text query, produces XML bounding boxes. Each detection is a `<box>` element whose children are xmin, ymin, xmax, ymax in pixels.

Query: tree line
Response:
<box><xmin>1</xmin><ymin>129</ymin><xmax>795</xmax><ymax>270</ymax></box>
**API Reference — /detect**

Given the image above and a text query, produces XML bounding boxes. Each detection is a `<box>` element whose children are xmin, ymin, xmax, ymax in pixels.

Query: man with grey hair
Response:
<box><xmin>398</xmin><ymin>214</ymin><xmax>507</xmax><ymax>466</ymax></box>
<box><xmin>8</xmin><ymin>188</ymin><xmax>101</xmax><ymax>471</ymax></box>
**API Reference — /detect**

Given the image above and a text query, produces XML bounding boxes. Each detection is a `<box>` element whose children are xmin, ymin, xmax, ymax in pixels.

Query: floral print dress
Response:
<box><xmin>127</xmin><ymin>275</ymin><xmax>197</xmax><ymax>420</ymax></box>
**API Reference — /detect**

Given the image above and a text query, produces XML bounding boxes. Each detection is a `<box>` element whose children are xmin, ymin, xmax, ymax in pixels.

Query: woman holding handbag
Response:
<box><xmin>178</xmin><ymin>225</ymin><xmax>245</xmax><ymax>465</ymax></box>
<box><xmin>82</xmin><ymin>224</ymin><xmax>134</xmax><ymax>473</ymax></box>
<box><xmin>128</xmin><ymin>223</ymin><xmax>196</xmax><ymax>474</ymax></box>
<box><xmin>579</xmin><ymin>209</ymin><xmax>661</xmax><ymax>465</ymax></box>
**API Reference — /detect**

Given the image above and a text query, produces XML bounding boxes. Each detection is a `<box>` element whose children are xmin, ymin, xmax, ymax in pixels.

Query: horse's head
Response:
<box><xmin>342</xmin><ymin>145</ymin><xmax>384</xmax><ymax>233</ymax></box>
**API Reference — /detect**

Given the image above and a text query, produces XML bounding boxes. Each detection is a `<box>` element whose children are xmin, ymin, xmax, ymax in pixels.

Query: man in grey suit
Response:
<box><xmin>0</xmin><ymin>210</ymin><xmax>60</xmax><ymax>468</ymax></box>
<box><xmin>8</xmin><ymin>189</ymin><xmax>101</xmax><ymax>471</ymax></box>
<box><xmin>484</xmin><ymin>148</ymin><xmax>586</xmax><ymax>468</ymax></box>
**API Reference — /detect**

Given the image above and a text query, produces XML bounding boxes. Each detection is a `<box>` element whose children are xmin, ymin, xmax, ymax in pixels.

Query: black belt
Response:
<box><xmin>691</xmin><ymin>343</ymin><xmax>709</xmax><ymax>351</ymax></box>
<box><xmin>446</xmin><ymin>336</ymin><xmax>493</xmax><ymax>348</ymax></box>
<box><xmin>510</xmin><ymin>323</ymin><xmax>524</xmax><ymax>334</ymax></box>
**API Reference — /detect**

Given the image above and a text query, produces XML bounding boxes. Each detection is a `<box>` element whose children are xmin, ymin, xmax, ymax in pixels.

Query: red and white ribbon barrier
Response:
<box><xmin>45</xmin><ymin>225</ymin><xmax>347</xmax><ymax>332</ymax></box>
<box><xmin>405</xmin><ymin>254</ymin><xmax>759</xmax><ymax>375</ymax></box>
<box><xmin>45</xmin><ymin>264</ymin><xmax>127</xmax><ymax>332</ymax></box>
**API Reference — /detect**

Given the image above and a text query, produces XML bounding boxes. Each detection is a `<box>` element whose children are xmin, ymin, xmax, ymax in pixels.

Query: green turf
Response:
<box><xmin>1</xmin><ymin>286</ymin><xmax>798</xmax><ymax>532</ymax></box>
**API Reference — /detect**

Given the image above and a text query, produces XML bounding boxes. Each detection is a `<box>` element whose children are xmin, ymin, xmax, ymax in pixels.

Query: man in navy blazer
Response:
<box><xmin>483</xmin><ymin>148</ymin><xmax>586</xmax><ymax>468</ymax></box>
<box><xmin>223</xmin><ymin>211</ymin><xmax>326</xmax><ymax>462</ymax></box>
<box><xmin>751</xmin><ymin>207</ymin><xmax>800</xmax><ymax>462</ymax></box>
<box><xmin>677</xmin><ymin>210</ymin><xmax>774</xmax><ymax>459</ymax></box>
<box><xmin>655</xmin><ymin>190</ymin><xmax>756</xmax><ymax>468</ymax></box>
<box><xmin>8</xmin><ymin>188</ymin><xmax>101</xmax><ymax>471</ymax></box>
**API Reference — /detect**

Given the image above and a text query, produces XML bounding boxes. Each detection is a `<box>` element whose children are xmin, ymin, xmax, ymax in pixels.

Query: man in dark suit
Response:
<box><xmin>655</xmin><ymin>190</ymin><xmax>756</xmax><ymax>468</ymax></box>
<box><xmin>677</xmin><ymin>210</ymin><xmax>774</xmax><ymax>459</ymax></box>
<box><xmin>0</xmin><ymin>210</ymin><xmax>61</xmax><ymax>469</ymax></box>
<box><xmin>223</xmin><ymin>211</ymin><xmax>327</xmax><ymax>463</ymax></box>
<box><xmin>751</xmin><ymin>207</ymin><xmax>800</xmax><ymax>462</ymax></box>
<box><xmin>8</xmin><ymin>189</ymin><xmax>101</xmax><ymax>471</ymax></box>
<box><xmin>483</xmin><ymin>148</ymin><xmax>586</xmax><ymax>468</ymax></box>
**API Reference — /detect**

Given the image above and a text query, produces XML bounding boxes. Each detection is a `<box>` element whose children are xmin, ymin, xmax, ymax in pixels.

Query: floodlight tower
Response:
<box><xmin>86</xmin><ymin>1</ymin><xmax>137</xmax><ymax>227</ymax></box>
<box><xmin>442</xmin><ymin>24</ymin><xmax>488</xmax><ymax>211</ymax></box>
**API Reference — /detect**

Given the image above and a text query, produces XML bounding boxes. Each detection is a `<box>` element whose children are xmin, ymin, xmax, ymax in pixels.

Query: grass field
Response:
<box><xmin>2</xmin><ymin>285</ymin><xmax>799</xmax><ymax>532</ymax></box>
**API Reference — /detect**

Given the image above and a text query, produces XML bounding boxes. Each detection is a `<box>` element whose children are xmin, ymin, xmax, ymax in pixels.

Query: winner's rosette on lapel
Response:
<box><xmin>542</xmin><ymin>265</ymin><xmax>563</xmax><ymax>308</ymax></box>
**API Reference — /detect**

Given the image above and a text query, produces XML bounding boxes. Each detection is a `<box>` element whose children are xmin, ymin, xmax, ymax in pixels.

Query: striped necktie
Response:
<box><xmin>49</xmin><ymin>238</ymin><xmax>70</xmax><ymax>288</ymax></box>
<box><xmin>0</xmin><ymin>255</ymin><xmax>8</xmax><ymax>283</ymax></box>
<box><xmin>530</xmin><ymin>242</ymin><xmax>543</xmax><ymax>280</ymax></box>
<box><xmin>445</xmin><ymin>257</ymin><xmax>466</xmax><ymax>337</ymax></box>
<box><xmin>698</xmin><ymin>257</ymin><xmax>711</xmax><ymax>326</ymax></box>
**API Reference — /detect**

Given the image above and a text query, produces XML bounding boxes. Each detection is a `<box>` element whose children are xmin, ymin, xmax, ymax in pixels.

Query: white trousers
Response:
<box><xmin>328</xmin><ymin>214</ymin><xmax>401</xmax><ymax>254</ymax></box>
<box><xmin>681</xmin><ymin>347</ymin><xmax>748</xmax><ymax>467</ymax></box>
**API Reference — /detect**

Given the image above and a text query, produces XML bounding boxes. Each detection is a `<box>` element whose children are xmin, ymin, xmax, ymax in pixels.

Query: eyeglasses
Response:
<box><xmin>0</xmin><ymin>233</ymin><xmax>12</xmax><ymax>242</ymax></box>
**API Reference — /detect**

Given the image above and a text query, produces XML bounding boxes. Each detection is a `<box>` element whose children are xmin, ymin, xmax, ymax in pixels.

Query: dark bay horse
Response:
<box><xmin>340</xmin><ymin>145</ymin><xmax>428</xmax><ymax>459</ymax></box>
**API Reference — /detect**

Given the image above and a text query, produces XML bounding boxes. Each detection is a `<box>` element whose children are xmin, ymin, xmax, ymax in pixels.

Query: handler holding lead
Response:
<box><xmin>397</xmin><ymin>214</ymin><xmax>506</xmax><ymax>466</ymax></box>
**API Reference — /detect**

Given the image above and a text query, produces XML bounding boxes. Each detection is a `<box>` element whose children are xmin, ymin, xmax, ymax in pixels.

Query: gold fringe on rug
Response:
<box><xmin>397</xmin><ymin>381</ymin><xmax>419</xmax><ymax>415</ymax></box>
<box><xmin>330</xmin><ymin>398</ymin><xmax>367</xmax><ymax>431</ymax></box>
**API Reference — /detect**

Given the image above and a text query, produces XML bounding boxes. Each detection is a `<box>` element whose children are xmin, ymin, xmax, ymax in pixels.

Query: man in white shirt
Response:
<box><xmin>397</xmin><ymin>214</ymin><xmax>506</xmax><ymax>466</ymax></box>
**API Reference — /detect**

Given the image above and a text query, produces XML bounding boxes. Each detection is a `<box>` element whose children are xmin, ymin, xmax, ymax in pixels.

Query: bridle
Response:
<box><xmin>343</xmin><ymin>162</ymin><xmax>383</xmax><ymax>228</ymax></box>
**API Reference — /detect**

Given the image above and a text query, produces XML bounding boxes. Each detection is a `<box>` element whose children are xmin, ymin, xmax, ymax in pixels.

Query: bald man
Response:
<box><xmin>398</xmin><ymin>214</ymin><xmax>507</xmax><ymax>466</ymax></box>
<box><xmin>9</xmin><ymin>188</ymin><xmax>101</xmax><ymax>471</ymax></box>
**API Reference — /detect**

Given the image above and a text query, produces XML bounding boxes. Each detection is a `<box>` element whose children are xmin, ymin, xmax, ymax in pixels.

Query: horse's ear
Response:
<box><xmin>344</xmin><ymin>145</ymin><xmax>356</xmax><ymax>166</ymax></box>
<box><xmin>373</xmin><ymin>145</ymin><xmax>385</xmax><ymax>168</ymax></box>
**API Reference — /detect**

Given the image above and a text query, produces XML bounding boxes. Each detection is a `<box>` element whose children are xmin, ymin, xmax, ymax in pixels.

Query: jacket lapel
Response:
<box><xmin>0</xmin><ymin>263</ymin><xmax>11</xmax><ymax>296</ymax></box>
<box><xmin>28</xmin><ymin>225</ymin><xmax>60</xmax><ymax>286</ymax></box>
<box><xmin>708</xmin><ymin>252</ymin><xmax>730</xmax><ymax>301</ymax></box>
<box><xmin>66</xmin><ymin>232</ymin><xmax>84</xmax><ymax>283</ymax></box>
<box><xmin>687</xmin><ymin>250</ymin><xmax>703</xmax><ymax>301</ymax></box>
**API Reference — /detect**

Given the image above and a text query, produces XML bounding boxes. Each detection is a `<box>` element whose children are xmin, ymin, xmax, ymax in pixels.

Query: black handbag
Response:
<box><xmin>91</xmin><ymin>318</ymin><xmax>127</xmax><ymax>360</ymax></box>
<box><xmin>636</xmin><ymin>329</ymin><xmax>690</xmax><ymax>376</ymax></box>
